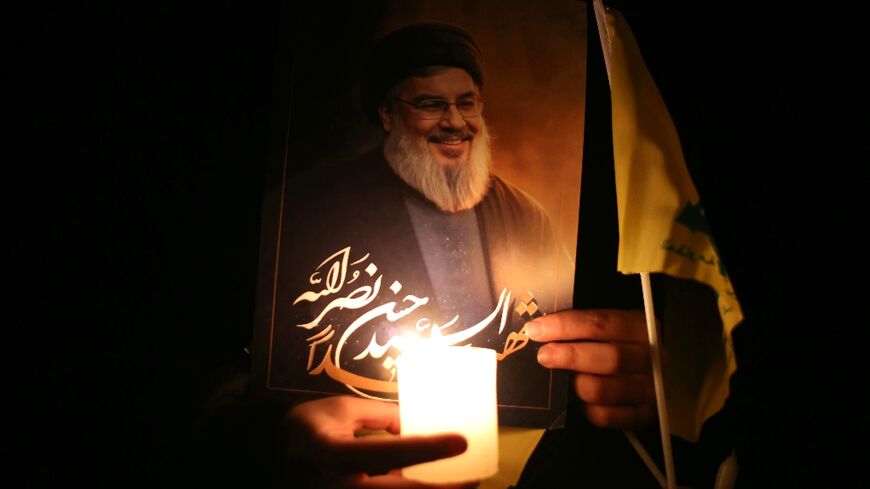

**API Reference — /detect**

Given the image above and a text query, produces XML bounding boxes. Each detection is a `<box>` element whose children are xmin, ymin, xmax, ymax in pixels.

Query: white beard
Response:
<box><xmin>383</xmin><ymin>118</ymin><xmax>492</xmax><ymax>213</ymax></box>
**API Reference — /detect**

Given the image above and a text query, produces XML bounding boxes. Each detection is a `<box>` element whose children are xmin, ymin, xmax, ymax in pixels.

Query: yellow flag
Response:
<box><xmin>605</xmin><ymin>10</ymin><xmax>743</xmax><ymax>442</ymax></box>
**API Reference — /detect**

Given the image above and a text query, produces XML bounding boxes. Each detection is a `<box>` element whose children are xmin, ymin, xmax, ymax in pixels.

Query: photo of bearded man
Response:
<box><xmin>253</xmin><ymin>17</ymin><xmax>585</xmax><ymax>428</ymax></box>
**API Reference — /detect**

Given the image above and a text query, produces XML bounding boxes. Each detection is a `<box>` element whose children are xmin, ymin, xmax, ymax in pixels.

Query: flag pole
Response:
<box><xmin>592</xmin><ymin>1</ymin><xmax>678</xmax><ymax>486</ymax></box>
<box><xmin>640</xmin><ymin>272</ymin><xmax>676</xmax><ymax>489</ymax></box>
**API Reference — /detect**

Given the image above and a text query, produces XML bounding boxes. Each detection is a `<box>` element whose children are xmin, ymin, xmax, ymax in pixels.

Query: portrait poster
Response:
<box><xmin>251</xmin><ymin>0</ymin><xmax>588</xmax><ymax>428</ymax></box>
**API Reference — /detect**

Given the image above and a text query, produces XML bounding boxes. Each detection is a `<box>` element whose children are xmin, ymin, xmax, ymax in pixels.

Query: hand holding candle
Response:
<box><xmin>285</xmin><ymin>396</ymin><xmax>476</xmax><ymax>488</ymax></box>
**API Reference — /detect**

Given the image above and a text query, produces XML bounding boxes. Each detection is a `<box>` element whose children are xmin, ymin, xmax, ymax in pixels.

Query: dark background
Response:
<box><xmin>12</xmin><ymin>1</ymin><xmax>865</xmax><ymax>487</ymax></box>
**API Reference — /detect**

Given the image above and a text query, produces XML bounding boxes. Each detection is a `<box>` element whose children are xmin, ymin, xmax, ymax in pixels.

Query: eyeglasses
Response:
<box><xmin>396</xmin><ymin>96</ymin><xmax>484</xmax><ymax>120</ymax></box>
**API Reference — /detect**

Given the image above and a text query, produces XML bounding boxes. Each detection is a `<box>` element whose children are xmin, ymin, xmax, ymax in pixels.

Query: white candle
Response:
<box><xmin>396</xmin><ymin>343</ymin><xmax>499</xmax><ymax>483</ymax></box>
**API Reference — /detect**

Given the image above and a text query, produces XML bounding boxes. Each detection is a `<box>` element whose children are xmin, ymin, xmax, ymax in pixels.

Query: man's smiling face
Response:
<box><xmin>379</xmin><ymin>67</ymin><xmax>482</xmax><ymax>169</ymax></box>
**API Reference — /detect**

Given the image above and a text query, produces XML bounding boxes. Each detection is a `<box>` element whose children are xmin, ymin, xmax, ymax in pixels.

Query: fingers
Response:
<box><xmin>288</xmin><ymin>397</ymin><xmax>475</xmax><ymax>486</ymax></box>
<box><xmin>342</xmin><ymin>397</ymin><xmax>403</xmax><ymax>434</ymax></box>
<box><xmin>536</xmin><ymin>341</ymin><xmax>650</xmax><ymax>374</ymax></box>
<box><xmin>348</xmin><ymin>474</ymin><xmax>479</xmax><ymax>489</ymax></box>
<box><xmin>574</xmin><ymin>373</ymin><xmax>655</xmax><ymax>405</ymax></box>
<box><xmin>584</xmin><ymin>403</ymin><xmax>657</xmax><ymax>430</ymax></box>
<box><xmin>315</xmin><ymin>441</ymin><xmax>477</xmax><ymax>488</ymax></box>
<box><xmin>574</xmin><ymin>372</ymin><xmax>657</xmax><ymax>430</ymax></box>
<box><xmin>288</xmin><ymin>397</ymin><xmax>468</xmax><ymax>479</ymax></box>
<box><xmin>525</xmin><ymin>309</ymin><xmax>649</xmax><ymax>343</ymax></box>
<box><xmin>290</xmin><ymin>396</ymin><xmax>403</xmax><ymax>438</ymax></box>
<box><xmin>329</xmin><ymin>433</ymin><xmax>467</xmax><ymax>475</ymax></box>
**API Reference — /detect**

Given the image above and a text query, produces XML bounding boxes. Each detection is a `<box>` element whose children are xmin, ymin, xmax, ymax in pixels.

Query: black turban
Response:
<box><xmin>360</xmin><ymin>22</ymin><xmax>486</xmax><ymax>124</ymax></box>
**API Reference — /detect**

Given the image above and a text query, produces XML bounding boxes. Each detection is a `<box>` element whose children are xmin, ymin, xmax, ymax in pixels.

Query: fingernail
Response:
<box><xmin>525</xmin><ymin>320</ymin><xmax>542</xmax><ymax>339</ymax></box>
<box><xmin>536</xmin><ymin>346</ymin><xmax>552</xmax><ymax>367</ymax></box>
